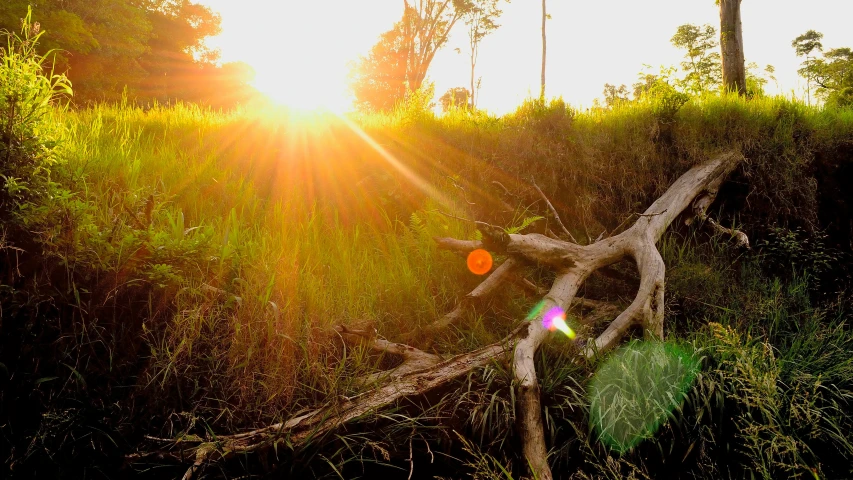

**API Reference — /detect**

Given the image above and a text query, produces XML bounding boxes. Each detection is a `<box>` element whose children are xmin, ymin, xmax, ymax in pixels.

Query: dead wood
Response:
<box><xmin>128</xmin><ymin>152</ymin><xmax>744</xmax><ymax>479</ymax></box>
<box><xmin>510</xmin><ymin>151</ymin><xmax>743</xmax><ymax>479</ymax></box>
<box><xmin>336</xmin><ymin>325</ymin><xmax>442</xmax><ymax>384</ymax></box>
<box><xmin>532</xmin><ymin>179</ymin><xmax>578</xmax><ymax>243</ymax></box>
<box><xmin>127</xmin><ymin>326</ymin><xmax>526</xmax><ymax>477</ymax></box>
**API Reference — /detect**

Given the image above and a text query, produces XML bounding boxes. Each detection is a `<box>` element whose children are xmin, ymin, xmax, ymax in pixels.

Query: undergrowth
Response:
<box><xmin>1</xmin><ymin>17</ymin><xmax>853</xmax><ymax>479</ymax></box>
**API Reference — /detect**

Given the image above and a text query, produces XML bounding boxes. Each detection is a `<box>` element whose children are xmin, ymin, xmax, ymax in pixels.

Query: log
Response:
<box><xmin>510</xmin><ymin>151</ymin><xmax>743</xmax><ymax>479</ymax></box>
<box><xmin>128</xmin><ymin>152</ymin><xmax>745</xmax><ymax>479</ymax></box>
<box><xmin>127</xmin><ymin>326</ymin><xmax>527</xmax><ymax>476</ymax></box>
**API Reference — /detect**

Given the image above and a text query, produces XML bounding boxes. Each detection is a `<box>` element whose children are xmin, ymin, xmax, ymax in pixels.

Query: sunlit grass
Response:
<box><xmin>20</xmin><ymin>91</ymin><xmax>853</xmax><ymax>477</ymax></box>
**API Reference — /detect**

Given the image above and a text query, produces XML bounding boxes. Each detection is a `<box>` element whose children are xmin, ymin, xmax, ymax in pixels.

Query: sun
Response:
<box><xmin>251</xmin><ymin>63</ymin><xmax>351</xmax><ymax>113</ymax></box>
<box><xmin>200</xmin><ymin>1</ymin><xmax>402</xmax><ymax>113</ymax></box>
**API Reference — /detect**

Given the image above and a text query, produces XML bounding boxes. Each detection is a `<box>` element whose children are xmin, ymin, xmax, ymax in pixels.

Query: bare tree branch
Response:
<box><xmin>532</xmin><ymin>179</ymin><xmax>578</xmax><ymax>243</ymax></box>
<box><xmin>128</xmin><ymin>152</ymin><xmax>745</xmax><ymax>480</ymax></box>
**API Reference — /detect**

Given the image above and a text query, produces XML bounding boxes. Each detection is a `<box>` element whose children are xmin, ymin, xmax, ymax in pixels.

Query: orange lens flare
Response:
<box><xmin>467</xmin><ymin>249</ymin><xmax>493</xmax><ymax>275</ymax></box>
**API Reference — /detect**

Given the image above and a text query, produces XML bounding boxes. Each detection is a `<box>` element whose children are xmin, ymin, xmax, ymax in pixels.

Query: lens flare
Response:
<box><xmin>541</xmin><ymin>306</ymin><xmax>577</xmax><ymax>339</ymax></box>
<box><xmin>588</xmin><ymin>341</ymin><xmax>700</xmax><ymax>453</ymax></box>
<box><xmin>526</xmin><ymin>300</ymin><xmax>547</xmax><ymax>320</ymax></box>
<box><xmin>467</xmin><ymin>249</ymin><xmax>493</xmax><ymax>275</ymax></box>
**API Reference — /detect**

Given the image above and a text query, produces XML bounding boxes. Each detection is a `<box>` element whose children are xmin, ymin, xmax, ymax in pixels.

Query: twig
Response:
<box><xmin>605</xmin><ymin>210</ymin><xmax>668</xmax><ymax>239</ymax></box>
<box><xmin>636</xmin><ymin>209</ymin><xmax>667</xmax><ymax>217</ymax></box>
<box><xmin>446</xmin><ymin>176</ymin><xmax>475</xmax><ymax>205</ymax></box>
<box><xmin>491</xmin><ymin>180</ymin><xmax>519</xmax><ymax>198</ymax></box>
<box><xmin>531</xmin><ymin>179</ymin><xmax>577</xmax><ymax>243</ymax></box>
<box><xmin>437</xmin><ymin>210</ymin><xmax>474</xmax><ymax>224</ymax></box>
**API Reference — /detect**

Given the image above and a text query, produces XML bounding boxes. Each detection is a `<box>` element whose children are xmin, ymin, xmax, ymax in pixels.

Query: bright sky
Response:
<box><xmin>200</xmin><ymin>0</ymin><xmax>853</xmax><ymax>113</ymax></box>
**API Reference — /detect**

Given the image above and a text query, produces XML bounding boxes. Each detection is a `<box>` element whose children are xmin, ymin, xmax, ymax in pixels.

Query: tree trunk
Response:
<box><xmin>470</xmin><ymin>51</ymin><xmax>477</xmax><ymax>108</ymax></box>
<box><xmin>540</xmin><ymin>0</ymin><xmax>547</xmax><ymax>100</ymax></box>
<box><xmin>719</xmin><ymin>0</ymin><xmax>746</xmax><ymax>95</ymax></box>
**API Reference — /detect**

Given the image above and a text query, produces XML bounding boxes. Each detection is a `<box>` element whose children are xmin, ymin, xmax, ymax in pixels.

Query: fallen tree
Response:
<box><xmin>128</xmin><ymin>151</ymin><xmax>747</xmax><ymax>479</ymax></box>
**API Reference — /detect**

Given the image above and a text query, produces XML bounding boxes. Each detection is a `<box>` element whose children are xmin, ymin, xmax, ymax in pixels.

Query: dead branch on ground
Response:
<box><xmin>128</xmin><ymin>152</ymin><xmax>746</xmax><ymax>480</ymax></box>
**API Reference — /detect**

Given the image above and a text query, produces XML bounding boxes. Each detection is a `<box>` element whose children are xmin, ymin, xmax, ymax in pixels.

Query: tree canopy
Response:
<box><xmin>349</xmin><ymin>21</ymin><xmax>410</xmax><ymax>112</ymax></box>
<box><xmin>0</xmin><ymin>0</ymin><xmax>256</xmax><ymax>106</ymax></box>
<box><xmin>671</xmin><ymin>24</ymin><xmax>721</xmax><ymax>94</ymax></box>
<box><xmin>350</xmin><ymin>0</ymin><xmax>475</xmax><ymax>112</ymax></box>
<box><xmin>439</xmin><ymin>86</ymin><xmax>471</xmax><ymax>111</ymax></box>
<box><xmin>794</xmin><ymin>31</ymin><xmax>852</xmax><ymax>107</ymax></box>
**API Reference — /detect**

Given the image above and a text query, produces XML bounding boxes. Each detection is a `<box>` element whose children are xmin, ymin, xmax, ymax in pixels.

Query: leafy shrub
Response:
<box><xmin>0</xmin><ymin>8</ymin><xmax>71</xmax><ymax>216</ymax></box>
<box><xmin>508</xmin><ymin>96</ymin><xmax>575</xmax><ymax>135</ymax></box>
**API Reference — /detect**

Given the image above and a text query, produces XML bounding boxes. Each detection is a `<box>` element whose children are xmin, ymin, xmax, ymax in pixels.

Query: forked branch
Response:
<box><xmin>128</xmin><ymin>152</ymin><xmax>744</xmax><ymax>480</ymax></box>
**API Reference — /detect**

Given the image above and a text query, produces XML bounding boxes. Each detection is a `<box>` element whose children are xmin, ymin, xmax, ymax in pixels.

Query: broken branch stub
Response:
<box><xmin>510</xmin><ymin>151</ymin><xmax>743</xmax><ymax>479</ymax></box>
<box><xmin>127</xmin><ymin>152</ymin><xmax>744</xmax><ymax>479</ymax></box>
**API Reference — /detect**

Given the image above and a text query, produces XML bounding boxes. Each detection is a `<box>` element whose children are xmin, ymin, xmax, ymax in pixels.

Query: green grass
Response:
<box><xmin>3</xmin><ymin>41</ymin><xmax>853</xmax><ymax>477</ymax></box>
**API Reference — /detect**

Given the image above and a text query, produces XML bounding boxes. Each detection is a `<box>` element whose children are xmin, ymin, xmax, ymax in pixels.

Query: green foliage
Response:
<box><xmin>758</xmin><ymin>226</ymin><xmax>839</xmax><ymax>280</ymax></box>
<box><xmin>792</xmin><ymin>30</ymin><xmax>824</xmax><ymax>58</ymax></box>
<box><xmin>640</xmin><ymin>74</ymin><xmax>690</xmax><ymax>124</ymax></box>
<box><xmin>589</xmin><ymin>341</ymin><xmax>700</xmax><ymax>454</ymax></box>
<box><xmin>0</xmin><ymin>8</ymin><xmax>71</xmax><ymax>213</ymax></box>
<box><xmin>794</xmin><ymin>30</ymin><xmax>853</xmax><ymax>106</ymax></box>
<box><xmin>508</xmin><ymin>96</ymin><xmax>575</xmax><ymax>134</ymax></box>
<box><xmin>0</xmin><ymin>1</ymin><xmax>252</xmax><ymax>106</ymax></box>
<box><xmin>440</xmin><ymin>86</ymin><xmax>472</xmax><ymax>112</ymax></box>
<box><xmin>671</xmin><ymin>24</ymin><xmax>721</xmax><ymax>94</ymax></box>
<box><xmin>602</xmin><ymin>83</ymin><xmax>630</xmax><ymax>108</ymax></box>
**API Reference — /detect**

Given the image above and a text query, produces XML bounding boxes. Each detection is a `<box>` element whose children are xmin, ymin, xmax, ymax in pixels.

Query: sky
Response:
<box><xmin>200</xmin><ymin>0</ymin><xmax>853</xmax><ymax>114</ymax></box>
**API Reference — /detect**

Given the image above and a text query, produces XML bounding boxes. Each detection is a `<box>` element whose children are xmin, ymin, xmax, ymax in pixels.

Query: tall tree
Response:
<box><xmin>137</xmin><ymin>0</ymin><xmax>222</xmax><ymax>102</ymax></box>
<box><xmin>540</xmin><ymin>0</ymin><xmax>547</xmax><ymax>99</ymax></box>
<box><xmin>671</xmin><ymin>24</ymin><xmax>721</xmax><ymax>94</ymax></box>
<box><xmin>400</xmin><ymin>0</ymin><xmax>473</xmax><ymax>93</ymax></box>
<box><xmin>798</xmin><ymin>46</ymin><xmax>853</xmax><ymax>107</ymax></box>
<box><xmin>792</xmin><ymin>30</ymin><xmax>824</xmax><ymax>105</ymax></box>
<box><xmin>718</xmin><ymin>0</ymin><xmax>746</xmax><ymax>94</ymax></box>
<box><xmin>462</xmin><ymin>0</ymin><xmax>506</xmax><ymax>108</ymax></box>
<box><xmin>349</xmin><ymin>23</ymin><xmax>410</xmax><ymax>112</ymax></box>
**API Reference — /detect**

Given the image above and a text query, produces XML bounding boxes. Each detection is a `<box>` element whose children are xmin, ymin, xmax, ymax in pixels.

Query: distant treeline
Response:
<box><xmin>0</xmin><ymin>0</ymin><xmax>258</xmax><ymax>107</ymax></box>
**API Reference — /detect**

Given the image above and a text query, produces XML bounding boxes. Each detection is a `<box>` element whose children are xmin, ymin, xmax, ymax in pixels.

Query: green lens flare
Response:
<box><xmin>588</xmin><ymin>340</ymin><xmax>700</xmax><ymax>454</ymax></box>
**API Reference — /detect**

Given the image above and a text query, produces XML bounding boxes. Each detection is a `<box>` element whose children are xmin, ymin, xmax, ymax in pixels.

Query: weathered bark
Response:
<box><xmin>510</xmin><ymin>151</ymin><xmax>743</xmax><ymax>479</ymax></box>
<box><xmin>337</xmin><ymin>326</ymin><xmax>442</xmax><ymax>384</ymax></box>
<box><xmin>128</xmin><ymin>152</ymin><xmax>746</xmax><ymax>479</ymax></box>
<box><xmin>128</xmin><ymin>326</ymin><xmax>526</xmax><ymax>478</ymax></box>
<box><xmin>428</xmin><ymin>257</ymin><xmax>522</xmax><ymax>332</ymax></box>
<box><xmin>720</xmin><ymin>0</ymin><xmax>746</xmax><ymax>95</ymax></box>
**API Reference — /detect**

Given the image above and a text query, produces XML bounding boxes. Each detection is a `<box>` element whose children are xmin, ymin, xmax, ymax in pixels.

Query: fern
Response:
<box><xmin>505</xmin><ymin>215</ymin><xmax>544</xmax><ymax>234</ymax></box>
<box><xmin>409</xmin><ymin>211</ymin><xmax>430</xmax><ymax>237</ymax></box>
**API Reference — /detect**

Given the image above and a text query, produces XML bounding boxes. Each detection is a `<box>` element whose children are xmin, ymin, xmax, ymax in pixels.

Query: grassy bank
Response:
<box><xmin>2</xmin><ymin>68</ymin><xmax>853</xmax><ymax>478</ymax></box>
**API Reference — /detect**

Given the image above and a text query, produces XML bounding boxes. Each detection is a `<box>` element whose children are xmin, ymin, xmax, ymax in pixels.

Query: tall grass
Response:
<box><xmin>3</xmin><ymin>31</ymin><xmax>853</xmax><ymax>476</ymax></box>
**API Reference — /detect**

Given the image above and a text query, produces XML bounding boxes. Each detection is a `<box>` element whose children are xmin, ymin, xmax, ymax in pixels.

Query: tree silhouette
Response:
<box><xmin>792</xmin><ymin>30</ymin><xmax>824</xmax><ymax>105</ymax></box>
<box><xmin>439</xmin><ymin>87</ymin><xmax>471</xmax><ymax>111</ymax></box>
<box><xmin>349</xmin><ymin>23</ymin><xmax>409</xmax><ymax>112</ymax></box>
<box><xmin>463</xmin><ymin>0</ymin><xmax>506</xmax><ymax>108</ymax></box>
<box><xmin>401</xmin><ymin>0</ymin><xmax>473</xmax><ymax>93</ymax></box>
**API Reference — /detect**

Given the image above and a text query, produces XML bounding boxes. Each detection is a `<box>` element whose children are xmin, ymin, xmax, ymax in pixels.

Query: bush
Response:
<box><xmin>0</xmin><ymin>8</ymin><xmax>71</xmax><ymax>216</ymax></box>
